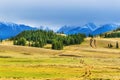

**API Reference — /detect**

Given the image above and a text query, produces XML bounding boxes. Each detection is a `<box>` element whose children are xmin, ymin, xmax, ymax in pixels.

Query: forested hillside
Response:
<box><xmin>100</xmin><ymin>28</ymin><xmax>120</xmax><ymax>38</ymax></box>
<box><xmin>12</xmin><ymin>30</ymin><xmax>86</xmax><ymax>50</ymax></box>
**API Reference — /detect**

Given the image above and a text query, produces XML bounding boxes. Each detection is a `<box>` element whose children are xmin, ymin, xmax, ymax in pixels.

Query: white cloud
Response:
<box><xmin>0</xmin><ymin>0</ymin><xmax>120</xmax><ymax>28</ymax></box>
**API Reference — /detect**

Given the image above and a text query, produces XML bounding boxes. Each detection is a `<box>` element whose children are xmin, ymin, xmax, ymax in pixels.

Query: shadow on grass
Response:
<box><xmin>59</xmin><ymin>54</ymin><xmax>84</xmax><ymax>58</ymax></box>
<box><xmin>21</xmin><ymin>53</ymin><xmax>32</xmax><ymax>55</ymax></box>
<box><xmin>0</xmin><ymin>56</ymin><xmax>12</xmax><ymax>58</ymax></box>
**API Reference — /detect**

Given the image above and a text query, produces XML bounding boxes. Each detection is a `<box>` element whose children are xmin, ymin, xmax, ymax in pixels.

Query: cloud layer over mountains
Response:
<box><xmin>0</xmin><ymin>0</ymin><xmax>120</xmax><ymax>29</ymax></box>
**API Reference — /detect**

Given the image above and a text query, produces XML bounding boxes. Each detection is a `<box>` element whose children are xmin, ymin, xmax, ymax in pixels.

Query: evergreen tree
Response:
<box><xmin>108</xmin><ymin>44</ymin><xmax>110</xmax><ymax>48</ymax></box>
<box><xmin>0</xmin><ymin>39</ymin><xmax>3</xmax><ymax>43</ymax></box>
<box><xmin>13</xmin><ymin>40</ymin><xmax>18</xmax><ymax>45</ymax></box>
<box><xmin>15</xmin><ymin>37</ymin><xmax>26</xmax><ymax>46</ymax></box>
<box><xmin>116</xmin><ymin>41</ymin><xmax>119</xmax><ymax>49</ymax></box>
<box><xmin>52</xmin><ymin>40</ymin><xmax>63</xmax><ymax>50</ymax></box>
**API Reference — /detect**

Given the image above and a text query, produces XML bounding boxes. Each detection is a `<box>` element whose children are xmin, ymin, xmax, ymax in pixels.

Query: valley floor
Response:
<box><xmin>0</xmin><ymin>38</ymin><xmax>120</xmax><ymax>80</ymax></box>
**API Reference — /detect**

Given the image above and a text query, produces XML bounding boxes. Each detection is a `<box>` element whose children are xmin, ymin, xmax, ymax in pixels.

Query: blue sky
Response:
<box><xmin>0</xmin><ymin>0</ymin><xmax>120</xmax><ymax>30</ymax></box>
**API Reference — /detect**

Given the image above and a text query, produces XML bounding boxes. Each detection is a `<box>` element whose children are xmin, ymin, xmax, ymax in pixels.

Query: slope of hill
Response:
<box><xmin>0</xmin><ymin>38</ymin><xmax>120</xmax><ymax>80</ymax></box>
<box><xmin>100</xmin><ymin>27</ymin><xmax>120</xmax><ymax>38</ymax></box>
<box><xmin>0</xmin><ymin>22</ymin><xmax>37</xmax><ymax>39</ymax></box>
<box><xmin>92</xmin><ymin>24</ymin><xmax>119</xmax><ymax>35</ymax></box>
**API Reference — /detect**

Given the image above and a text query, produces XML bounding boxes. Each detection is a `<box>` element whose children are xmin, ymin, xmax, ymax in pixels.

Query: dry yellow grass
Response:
<box><xmin>0</xmin><ymin>38</ymin><xmax>120</xmax><ymax>80</ymax></box>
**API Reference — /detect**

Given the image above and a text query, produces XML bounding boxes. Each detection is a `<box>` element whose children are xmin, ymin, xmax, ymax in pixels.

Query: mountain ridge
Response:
<box><xmin>0</xmin><ymin>22</ymin><xmax>37</xmax><ymax>39</ymax></box>
<box><xmin>0</xmin><ymin>22</ymin><xmax>119</xmax><ymax>39</ymax></box>
<box><xmin>57</xmin><ymin>23</ymin><xmax>120</xmax><ymax>36</ymax></box>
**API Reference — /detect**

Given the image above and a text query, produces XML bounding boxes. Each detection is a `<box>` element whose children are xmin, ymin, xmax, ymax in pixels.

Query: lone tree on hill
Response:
<box><xmin>90</xmin><ymin>37</ymin><xmax>97</xmax><ymax>48</ymax></box>
<box><xmin>94</xmin><ymin>39</ymin><xmax>97</xmax><ymax>48</ymax></box>
<box><xmin>116</xmin><ymin>41</ymin><xmax>119</xmax><ymax>49</ymax></box>
<box><xmin>90</xmin><ymin>38</ymin><xmax>93</xmax><ymax>48</ymax></box>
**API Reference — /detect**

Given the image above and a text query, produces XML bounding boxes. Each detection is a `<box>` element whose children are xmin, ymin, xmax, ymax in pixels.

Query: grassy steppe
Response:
<box><xmin>0</xmin><ymin>38</ymin><xmax>120</xmax><ymax>80</ymax></box>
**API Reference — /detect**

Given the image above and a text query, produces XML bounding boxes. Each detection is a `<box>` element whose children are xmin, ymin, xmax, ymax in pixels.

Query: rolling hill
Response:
<box><xmin>92</xmin><ymin>24</ymin><xmax>119</xmax><ymax>35</ymax></box>
<box><xmin>0</xmin><ymin>38</ymin><xmax>120</xmax><ymax>80</ymax></box>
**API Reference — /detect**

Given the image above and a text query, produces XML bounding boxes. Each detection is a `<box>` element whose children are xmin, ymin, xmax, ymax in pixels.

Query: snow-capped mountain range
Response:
<box><xmin>57</xmin><ymin>23</ymin><xmax>120</xmax><ymax>36</ymax></box>
<box><xmin>0</xmin><ymin>22</ymin><xmax>37</xmax><ymax>39</ymax></box>
<box><xmin>0</xmin><ymin>22</ymin><xmax>53</xmax><ymax>39</ymax></box>
<box><xmin>0</xmin><ymin>22</ymin><xmax>119</xmax><ymax>39</ymax></box>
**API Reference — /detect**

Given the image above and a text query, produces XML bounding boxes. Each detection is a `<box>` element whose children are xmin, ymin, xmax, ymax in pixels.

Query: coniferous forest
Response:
<box><xmin>12</xmin><ymin>30</ymin><xmax>86</xmax><ymax>50</ymax></box>
<box><xmin>100</xmin><ymin>28</ymin><xmax>120</xmax><ymax>38</ymax></box>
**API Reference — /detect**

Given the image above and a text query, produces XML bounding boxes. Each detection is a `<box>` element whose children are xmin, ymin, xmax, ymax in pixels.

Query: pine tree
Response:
<box><xmin>116</xmin><ymin>41</ymin><xmax>119</xmax><ymax>49</ymax></box>
<box><xmin>0</xmin><ymin>39</ymin><xmax>3</xmax><ymax>43</ymax></box>
<box><xmin>13</xmin><ymin>40</ymin><xmax>17</xmax><ymax>45</ymax></box>
<box><xmin>16</xmin><ymin>37</ymin><xmax>26</xmax><ymax>46</ymax></box>
<box><xmin>52</xmin><ymin>40</ymin><xmax>63</xmax><ymax>50</ymax></box>
<box><xmin>108</xmin><ymin>44</ymin><xmax>110</xmax><ymax>48</ymax></box>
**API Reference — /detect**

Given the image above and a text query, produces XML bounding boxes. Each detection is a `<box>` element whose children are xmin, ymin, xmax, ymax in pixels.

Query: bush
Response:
<box><xmin>108</xmin><ymin>43</ymin><xmax>113</xmax><ymax>48</ymax></box>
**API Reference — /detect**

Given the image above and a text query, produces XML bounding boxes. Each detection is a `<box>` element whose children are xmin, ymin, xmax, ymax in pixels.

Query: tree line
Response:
<box><xmin>12</xmin><ymin>30</ymin><xmax>86</xmax><ymax>50</ymax></box>
<box><xmin>100</xmin><ymin>32</ymin><xmax>120</xmax><ymax>38</ymax></box>
<box><xmin>99</xmin><ymin>27</ymin><xmax>120</xmax><ymax>38</ymax></box>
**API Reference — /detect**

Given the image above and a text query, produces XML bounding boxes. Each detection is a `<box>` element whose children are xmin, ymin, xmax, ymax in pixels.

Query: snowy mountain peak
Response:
<box><xmin>57</xmin><ymin>23</ymin><xmax>120</xmax><ymax>36</ymax></box>
<box><xmin>84</xmin><ymin>23</ymin><xmax>97</xmax><ymax>31</ymax></box>
<box><xmin>0</xmin><ymin>22</ymin><xmax>37</xmax><ymax>39</ymax></box>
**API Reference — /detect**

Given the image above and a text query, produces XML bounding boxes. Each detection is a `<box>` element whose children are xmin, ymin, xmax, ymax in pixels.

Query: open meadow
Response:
<box><xmin>0</xmin><ymin>38</ymin><xmax>120</xmax><ymax>80</ymax></box>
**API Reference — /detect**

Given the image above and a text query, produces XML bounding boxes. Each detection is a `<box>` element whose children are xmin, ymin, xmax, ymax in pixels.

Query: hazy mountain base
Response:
<box><xmin>0</xmin><ymin>38</ymin><xmax>120</xmax><ymax>80</ymax></box>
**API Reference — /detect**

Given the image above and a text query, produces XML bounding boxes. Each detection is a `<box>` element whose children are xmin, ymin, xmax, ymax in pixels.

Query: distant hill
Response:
<box><xmin>57</xmin><ymin>23</ymin><xmax>120</xmax><ymax>36</ymax></box>
<box><xmin>13</xmin><ymin>30</ymin><xmax>85</xmax><ymax>50</ymax></box>
<box><xmin>100</xmin><ymin>27</ymin><xmax>120</xmax><ymax>38</ymax></box>
<box><xmin>0</xmin><ymin>22</ymin><xmax>37</xmax><ymax>39</ymax></box>
<box><xmin>92</xmin><ymin>24</ymin><xmax>119</xmax><ymax>35</ymax></box>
